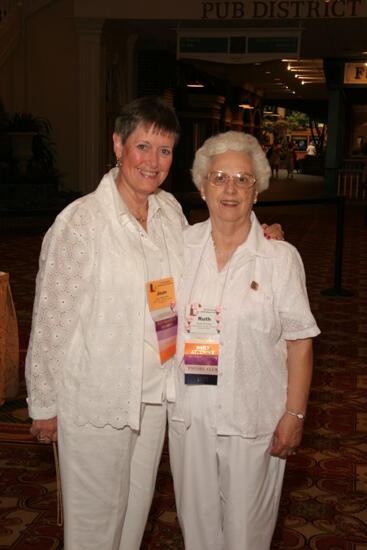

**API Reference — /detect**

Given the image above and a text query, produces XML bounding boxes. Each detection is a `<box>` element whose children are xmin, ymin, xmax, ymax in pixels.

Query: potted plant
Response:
<box><xmin>5</xmin><ymin>112</ymin><xmax>56</xmax><ymax>173</ymax></box>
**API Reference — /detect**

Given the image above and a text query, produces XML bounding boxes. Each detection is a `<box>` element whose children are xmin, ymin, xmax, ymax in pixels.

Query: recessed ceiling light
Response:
<box><xmin>186</xmin><ymin>82</ymin><xmax>204</xmax><ymax>88</ymax></box>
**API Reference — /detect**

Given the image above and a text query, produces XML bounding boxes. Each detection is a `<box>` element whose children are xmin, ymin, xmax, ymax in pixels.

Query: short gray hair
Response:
<box><xmin>114</xmin><ymin>96</ymin><xmax>180</xmax><ymax>145</ymax></box>
<box><xmin>191</xmin><ymin>131</ymin><xmax>271</xmax><ymax>193</ymax></box>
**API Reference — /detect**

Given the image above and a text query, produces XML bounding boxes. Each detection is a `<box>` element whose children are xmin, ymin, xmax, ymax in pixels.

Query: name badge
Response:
<box><xmin>184</xmin><ymin>304</ymin><xmax>222</xmax><ymax>385</ymax></box>
<box><xmin>185</xmin><ymin>304</ymin><xmax>222</xmax><ymax>336</ymax></box>
<box><xmin>147</xmin><ymin>277</ymin><xmax>177</xmax><ymax>364</ymax></box>
<box><xmin>184</xmin><ymin>341</ymin><xmax>219</xmax><ymax>385</ymax></box>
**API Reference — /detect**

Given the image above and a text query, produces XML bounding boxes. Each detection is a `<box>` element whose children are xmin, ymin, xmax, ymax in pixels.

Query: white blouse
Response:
<box><xmin>170</xmin><ymin>213</ymin><xmax>320</xmax><ymax>437</ymax></box>
<box><xmin>25</xmin><ymin>168</ymin><xmax>186</xmax><ymax>429</ymax></box>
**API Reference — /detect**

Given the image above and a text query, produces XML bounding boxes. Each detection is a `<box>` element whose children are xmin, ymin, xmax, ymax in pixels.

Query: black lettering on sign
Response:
<box><xmin>201</xmin><ymin>0</ymin><xmax>362</xmax><ymax>20</ymax></box>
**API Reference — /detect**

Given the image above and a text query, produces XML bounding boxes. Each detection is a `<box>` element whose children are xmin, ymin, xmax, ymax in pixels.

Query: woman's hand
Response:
<box><xmin>270</xmin><ymin>413</ymin><xmax>303</xmax><ymax>460</ymax></box>
<box><xmin>30</xmin><ymin>417</ymin><xmax>58</xmax><ymax>444</ymax></box>
<box><xmin>262</xmin><ymin>223</ymin><xmax>284</xmax><ymax>241</ymax></box>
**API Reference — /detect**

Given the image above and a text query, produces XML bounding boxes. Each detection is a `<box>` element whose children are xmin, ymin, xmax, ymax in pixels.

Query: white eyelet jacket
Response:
<box><xmin>25</xmin><ymin>168</ymin><xmax>186</xmax><ymax>429</ymax></box>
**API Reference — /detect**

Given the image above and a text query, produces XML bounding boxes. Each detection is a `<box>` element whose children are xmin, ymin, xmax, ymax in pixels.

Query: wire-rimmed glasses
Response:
<box><xmin>207</xmin><ymin>170</ymin><xmax>256</xmax><ymax>189</ymax></box>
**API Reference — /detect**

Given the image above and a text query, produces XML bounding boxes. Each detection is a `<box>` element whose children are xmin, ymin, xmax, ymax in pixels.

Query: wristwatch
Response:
<box><xmin>286</xmin><ymin>410</ymin><xmax>305</xmax><ymax>421</ymax></box>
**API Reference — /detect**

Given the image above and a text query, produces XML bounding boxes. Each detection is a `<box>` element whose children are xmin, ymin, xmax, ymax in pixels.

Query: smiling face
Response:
<box><xmin>201</xmin><ymin>150</ymin><xmax>258</xmax><ymax>227</ymax></box>
<box><xmin>113</xmin><ymin>123</ymin><xmax>175</xmax><ymax>200</ymax></box>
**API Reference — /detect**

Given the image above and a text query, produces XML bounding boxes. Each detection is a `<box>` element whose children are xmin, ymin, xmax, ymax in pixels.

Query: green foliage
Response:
<box><xmin>5</xmin><ymin>112</ymin><xmax>57</xmax><ymax>172</ymax></box>
<box><xmin>284</xmin><ymin>110</ymin><xmax>309</xmax><ymax>131</ymax></box>
<box><xmin>6</xmin><ymin>112</ymin><xmax>52</xmax><ymax>134</ymax></box>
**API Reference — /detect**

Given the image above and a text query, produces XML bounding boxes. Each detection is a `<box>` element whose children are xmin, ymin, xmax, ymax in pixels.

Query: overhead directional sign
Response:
<box><xmin>177</xmin><ymin>29</ymin><xmax>301</xmax><ymax>63</ymax></box>
<box><xmin>180</xmin><ymin>37</ymin><xmax>228</xmax><ymax>54</ymax></box>
<box><xmin>247</xmin><ymin>36</ymin><xmax>298</xmax><ymax>54</ymax></box>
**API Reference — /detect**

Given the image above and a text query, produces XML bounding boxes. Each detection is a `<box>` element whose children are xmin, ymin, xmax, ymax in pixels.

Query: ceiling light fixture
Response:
<box><xmin>186</xmin><ymin>81</ymin><xmax>204</xmax><ymax>88</ymax></box>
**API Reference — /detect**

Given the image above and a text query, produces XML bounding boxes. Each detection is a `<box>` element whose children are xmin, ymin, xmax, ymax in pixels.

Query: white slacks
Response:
<box><xmin>58</xmin><ymin>402</ymin><xmax>167</xmax><ymax>550</ymax></box>
<box><xmin>168</xmin><ymin>387</ymin><xmax>286</xmax><ymax>550</ymax></box>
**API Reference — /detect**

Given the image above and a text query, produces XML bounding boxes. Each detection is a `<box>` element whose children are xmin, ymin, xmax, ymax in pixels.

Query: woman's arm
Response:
<box><xmin>270</xmin><ymin>337</ymin><xmax>313</xmax><ymax>459</ymax></box>
<box><xmin>26</xmin><ymin>212</ymin><xmax>92</xmax><ymax>426</ymax></box>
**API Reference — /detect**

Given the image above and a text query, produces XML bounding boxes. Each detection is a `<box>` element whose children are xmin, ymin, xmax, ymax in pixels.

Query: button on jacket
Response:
<box><xmin>26</xmin><ymin>168</ymin><xmax>186</xmax><ymax>429</ymax></box>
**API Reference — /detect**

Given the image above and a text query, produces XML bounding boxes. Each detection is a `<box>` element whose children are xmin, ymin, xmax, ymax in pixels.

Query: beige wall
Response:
<box><xmin>0</xmin><ymin>35</ymin><xmax>26</xmax><ymax>114</ymax></box>
<box><xmin>25</xmin><ymin>0</ymin><xmax>78</xmax><ymax>190</ymax></box>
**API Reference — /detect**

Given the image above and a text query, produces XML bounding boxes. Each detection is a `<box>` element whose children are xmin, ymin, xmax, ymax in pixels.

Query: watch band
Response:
<box><xmin>286</xmin><ymin>410</ymin><xmax>305</xmax><ymax>421</ymax></box>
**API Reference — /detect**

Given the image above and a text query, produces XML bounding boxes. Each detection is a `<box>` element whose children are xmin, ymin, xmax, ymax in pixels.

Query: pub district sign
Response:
<box><xmin>199</xmin><ymin>1</ymin><xmax>363</xmax><ymax>19</ymax></box>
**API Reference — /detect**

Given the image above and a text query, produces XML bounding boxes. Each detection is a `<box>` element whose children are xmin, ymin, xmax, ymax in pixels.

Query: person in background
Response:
<box><xmin>286</xmin><ymin>138</ymin><xmax>297</xmax><ymax>178</ymax></box>
<box><xmin>270</xmin><ymin>141</ymin><xmax>282</xmax><ymax>178</ymax></box>
<box><xmin>25</xmin><ymin>97</ymin><xmax>284</xmax><ymax>550</ymax></box>
<box><xmin>306</xmin><ymin>141</ymin><xmax>317</xmax><ymax>156</ymax></box>
<box><xmin>169</xmin><ymin>130</ymin><xmax>320</xmax><ymax>550</ymax></box>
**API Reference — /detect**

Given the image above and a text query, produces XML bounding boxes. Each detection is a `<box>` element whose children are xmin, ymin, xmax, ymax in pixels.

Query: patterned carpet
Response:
<box><xmin>0</xmin><ymin>198</ymin><xmax>366</xmax><ymax>549</ymax></box>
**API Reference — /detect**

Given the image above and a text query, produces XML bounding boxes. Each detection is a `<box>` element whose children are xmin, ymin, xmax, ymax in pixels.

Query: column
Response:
<box><xmin>324</xmin><ymin>59</ymin><xmax>348</xmax><ymax>195</ymax></box>
<box><xmin>75</xmin><ymin>17</ymin><xmax>104</xmax><ymax>195</ymax></box>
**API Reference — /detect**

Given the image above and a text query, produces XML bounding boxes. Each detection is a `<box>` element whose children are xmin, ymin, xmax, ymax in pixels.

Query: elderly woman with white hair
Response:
<box><xmin>168</xmin><ymin>131</ymin><xmax>320</xmax><ymax>550</ymax></box>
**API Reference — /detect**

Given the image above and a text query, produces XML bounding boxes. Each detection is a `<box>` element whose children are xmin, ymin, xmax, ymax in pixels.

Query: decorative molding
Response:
<box><xmin>74</xmin><ymin>16</ymin><xmax>104</xmax><ymax>35</ymax></box>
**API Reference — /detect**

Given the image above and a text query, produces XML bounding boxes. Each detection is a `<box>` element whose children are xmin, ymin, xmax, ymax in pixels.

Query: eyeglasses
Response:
<box><xmin>207</xmin><ymin>170</ymin><xmax>256</xmax><ymax>188</ymax></box>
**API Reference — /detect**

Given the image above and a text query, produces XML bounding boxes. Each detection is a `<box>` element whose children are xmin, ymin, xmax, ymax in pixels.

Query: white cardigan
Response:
<box><xmin>26</xmin><ymin>169</ymin><xmax>186</xmax><ymax>429</ymax></box>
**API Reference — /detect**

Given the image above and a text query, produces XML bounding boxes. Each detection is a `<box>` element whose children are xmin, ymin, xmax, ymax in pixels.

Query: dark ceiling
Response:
<box><xmin>109</xmin><ymin>15</ymin><xmax>367</xmax><ymax>118</ymax></box>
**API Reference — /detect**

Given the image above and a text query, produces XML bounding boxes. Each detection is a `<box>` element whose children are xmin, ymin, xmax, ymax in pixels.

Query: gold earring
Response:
<box><xmin>201</xmin><ymin>194</ymin><xmax>206</xmax><ymax>201</ymax></box>
<box><xmin>116</xmin><ymin>157</ymin><xmax>122</xmax><ymax>168</ymax></box>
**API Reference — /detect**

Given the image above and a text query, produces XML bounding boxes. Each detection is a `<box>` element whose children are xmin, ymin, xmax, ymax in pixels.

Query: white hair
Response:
<box><xmin>191</xmin><ymin>131</ymin><xmax>271</xmax><ymax>193</ymax></box>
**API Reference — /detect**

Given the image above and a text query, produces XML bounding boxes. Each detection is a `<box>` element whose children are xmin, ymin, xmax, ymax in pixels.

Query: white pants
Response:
<box><xmin>168</xmin><ymin>387</ymin><xmax>286</xmax><ymax>550</ymax></box>
<box><xmin>58</xmin><ymin>402</ymin><xmax>167</xmax><ymax>550</ymax></box>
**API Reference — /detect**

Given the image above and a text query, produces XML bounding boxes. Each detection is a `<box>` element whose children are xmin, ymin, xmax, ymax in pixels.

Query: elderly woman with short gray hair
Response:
<box><xmin>169</xmin><ymin>130</ymin><xmax>320</xmax><ymax>550</ymax></box>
